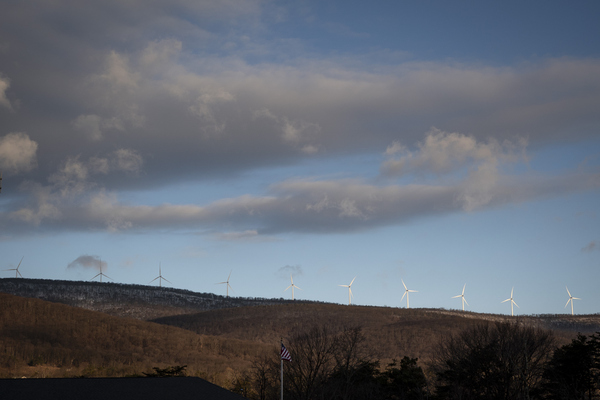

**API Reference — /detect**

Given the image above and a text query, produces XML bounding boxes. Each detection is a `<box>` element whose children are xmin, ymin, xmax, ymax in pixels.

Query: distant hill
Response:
<box><xmin>151</xmin><ymin>302</ymin><xmax>600</xmax><ymax>363</ymax></box>
<box><xmin>0</xmin><ymin>292</ymin><xmax>269</xmax><ymax>383</ymax></box>
<box><xmin>0</xmin><ymin>278</ymin><xmax>310</xmax><ymax>320</ymax></box>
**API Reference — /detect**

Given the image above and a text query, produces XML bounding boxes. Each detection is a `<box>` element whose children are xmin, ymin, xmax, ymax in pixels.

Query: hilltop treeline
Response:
<box><xmin>0</xmin><ymin>278</ymin><xmax>314</xmax><ymax>320</ymax></box>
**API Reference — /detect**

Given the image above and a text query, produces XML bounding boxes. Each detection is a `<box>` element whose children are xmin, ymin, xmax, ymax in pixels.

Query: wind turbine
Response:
<box><xmin>339</xmin><ymin>277</ymin><xmax>356</xmax><ymax>305</ymax></box>
<box><xmin>401</xmin><ymin>279</ymin><xmax>418</xmax><ymax>308</ymax></box>
<box><xmin>217</xmin><ymin>270</ymin><xmax>234</xmax><ymax>297</ymax></box>
<box><xmin>90</xmin><ymin>261</ymin><xmax>112</xmax><ymax>282</ymax></box>
<box><xmin>149</xmin><ymin>263</ymin><xmax>171</xmax><ymax>287</ymax></box>
<box><xmin>452</xmin><ymin>284</ymin><xmax>469</xmax><ymax>311</ymax></box>
<box><xmin>284</xmin><ymin>274</ymin><xmax>301</xmax><ymax>300</ymax></box>
<box><xmin>4</xmin><ymin>256</ymin><xmax>24</xmax><ymax>278</ymax></box>
<box><xmin>501</xmin><ymin>287</ymin><xmax>519</xmax><ymax>316</ymax></box>
<box><xmin>565</xmin><ymin>286</ymin><xmax>581</xmax><ymax>315</ymax></box>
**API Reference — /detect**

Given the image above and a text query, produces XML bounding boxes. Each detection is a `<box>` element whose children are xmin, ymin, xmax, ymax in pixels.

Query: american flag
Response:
<box><xmin>280</xmin><ymin>343</ymin><xmax>292</xmax><ymax>362</ymax></box>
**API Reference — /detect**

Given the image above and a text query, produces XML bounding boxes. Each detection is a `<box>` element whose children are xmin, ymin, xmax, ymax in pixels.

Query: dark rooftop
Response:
<box><xmin>0</xmin><ymin>377</ymin><xmax>246</xmax><ymax>400</ymax></box>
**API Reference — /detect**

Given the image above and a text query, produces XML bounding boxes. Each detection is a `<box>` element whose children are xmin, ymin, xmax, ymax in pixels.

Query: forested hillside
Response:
<box><xmin>152</xmin><ymin>303</ymin><xmax>600</xmax><ymax>363</ymax></box>
<box><xmin>0</xmin><ymin>293</ymin><xmax>269</xmax><ymax>384</ymax></box>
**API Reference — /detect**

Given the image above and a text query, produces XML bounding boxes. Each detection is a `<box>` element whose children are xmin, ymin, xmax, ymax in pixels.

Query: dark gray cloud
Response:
<box><xmin>1</xmin><ymin>2</ymin><xmax>600</xmax><ymax>238</ymax></box>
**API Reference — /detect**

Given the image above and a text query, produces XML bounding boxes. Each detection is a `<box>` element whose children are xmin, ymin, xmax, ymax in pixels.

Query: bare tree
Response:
<box><xmin>430</xmin><ymin>321</ymin><xmax>555</xmax><ymax>400</ymax></box>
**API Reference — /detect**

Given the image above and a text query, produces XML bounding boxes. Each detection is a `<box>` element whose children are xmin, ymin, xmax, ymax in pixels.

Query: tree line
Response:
<box><xmin>231</xmin><ymin>322</ymin><xmax>600</xmax><ymax>400</ymax></box>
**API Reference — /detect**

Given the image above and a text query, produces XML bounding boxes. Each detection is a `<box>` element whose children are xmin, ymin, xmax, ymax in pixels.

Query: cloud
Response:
<box><xmin>213</xmin><ymin>230</ymin><xmax>277</xmax><ymax>242</ymax></box>
<box><xmin>0</xmin><ymin>132</ymin><xmax>38</xmax><ymax>173</ymax></box>
<box><xmin>72</xmin><ymin>114</ymin><xmax>125</xmax><ymax>141</ymax></box>
<box><xmin>381</xmin><ymin>128</ymin><xmax>528</xmax><ymax>211</ymax></box>
<box><xmin>1</xmin><ymin>2</ymin><xmax>600</xmax><ymax>240</ymax></box>
<box><xmin>381</xmin><ymin>128</ymin><xmax>525</xmax><ymax>177</ymax></box>
<box><xmin>581</xmin><ymin>241</ymin><xmax>599</xmax><ymax>252</ymax></box>
<box><xmin>67</xmin><ymin>255</ymin><xmax>106</xmax><ymax>271</ymax></box>
<box><xmin>278</xmin><ymin>265</ymin><xmax>303</xmax><ymax>279</ymax></box>
<box><xmin>0</xmin><ymin>74</ymin><xmax>13</xmax><ymax>111</ymax></box>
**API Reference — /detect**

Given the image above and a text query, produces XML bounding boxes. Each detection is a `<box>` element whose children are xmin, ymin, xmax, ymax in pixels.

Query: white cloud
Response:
<box><xmin>0</xmin><ymin>132</ymin><xmax>38</xmax><ymax>173</ymax></box>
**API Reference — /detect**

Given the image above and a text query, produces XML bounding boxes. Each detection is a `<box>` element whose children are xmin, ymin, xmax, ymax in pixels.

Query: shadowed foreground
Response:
<box><xmin>0</xmin><ymin>377</ymin><xmax>246</xmax><ymax>400</ymax></box>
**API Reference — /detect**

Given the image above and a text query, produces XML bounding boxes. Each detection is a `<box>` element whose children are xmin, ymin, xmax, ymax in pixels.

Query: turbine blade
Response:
<box><xmin>285</xmin><ymin>285</ymin><xmax>292</xmax><ymax>291</ymax></box>
<box><xmin>462</xmin><ymin>284</ymin><xmax>466</xmax><ymax>295</ymax></box>
<box><xmin>296</xmin><ymin>286</ymin><xmax>302</xmax><ymax>290</ymax></box>
<box><xmin>402</xmin><ymin>279</ymin><xmax>407</xmax><ymax>290</ymax></box>
<box><xmin>149</xmin><ymin>276</ymin><xmax>159</xmax><ymax>283</ymax></box>
<box><xmin>452</xmin><ymin>294</ymin><xmax>462</xmax><ymax>298</ymax></box>
<box><xmin>463</xmin><ymin>298</ymin><xmax>469</xmax><ymax>306</ymax></box>
<box><xmin>17</xmin><ymin>256</ymin><xmax>24</xmax><ymax>269</ymax></box>
<box><xmin>566</xmin><ymin>286</ymin><xmax>571</xmax><ymax>297</ymax></box>
<box><xmin>162</xmin><ymin>277</ymin><xmax>172</xmax><ymax>284</ymax></box>
<box><xmin>401</xmin><ymin>292</ymin><xmax>407</xmax><ymax>301</ymax></box>
<box><xmin>349</xmin><ymin>276</ymin><xmax>356</xmax><ymax>286</ymax></box>
<box><xmin>565</xmin><ymin>298</ymin><xmax>571</xmax><ymax>308</ymax></box>
<box><xmin>339</xmin><ymin>284</ymin><xmax>349</xmax><ymax>288</ymax></box>
<box><xmin>513</xmin><ymin>300</ymin><xmax>519</xmax><ymax>308</ymax></box>
<box><xmin>573</xmin><ymin>297</ymin><xmax>581</xmax><ymax>300</ymax></box>
<box><xmin>501</xmin><ymin>298</ymin><xmax>510</xmax><ymax>303</ymax></box>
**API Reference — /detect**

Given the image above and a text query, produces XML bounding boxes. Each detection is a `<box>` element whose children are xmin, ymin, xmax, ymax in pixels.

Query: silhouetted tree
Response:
<box><xmin>381</xmin><ymin>357</ymin><xmax>428</xmax><ymax>400</ymax></box>
<box><xmin>542</xmin><ymin>332</ymin><xmax>600</xmax><ymax>400</ymax></box>
<box><xmin>431</xmin><ymin>321</ymin><xmax>555</xmax><ymax>400</ymax></box>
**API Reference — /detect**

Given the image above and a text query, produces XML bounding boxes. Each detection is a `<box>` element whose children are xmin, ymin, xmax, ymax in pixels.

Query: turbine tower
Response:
<box><xmin>339</xmin><ymin>276</ymin><xmax>356</xmax><ymax>305</ymax></box>
<box><xmin>401</xmin><ymin>279</ymin><xmax>417</xmax><ymax>309</ymax></box>
<box><xmin>284</xmin><ymin>274</ymin><xmax>302</xmax><ymax>300</ymax></box>
<box><xmin>217</xmin><ymin>270</ymin><xmax>233</xmax><ymax>297</ymax></box>
<box><xmin>452</xmin><ymin>283</ymin><xmax>469</xmax><ymax>311</ymax></box>
<box><xmin>90</xmin><ymin>261</ymin><xmax>112</xmax><ymax>282</ymax></box>
<box><xmin>501</xmin><ymin>287</ymin><xmax>519</xmax><ymax>316</ymax></box>
<box><xmin>4</xmin><ymin>256</ymin><xmax>24</xmax><ymax>278</ymax></box>
<box><xmin>565</xmin><ymin>286</ymin><xmax>581</xmax><ymax>316</ymax></box>
<box><xmin>149</xmin><ymin>263</ymin><xmax>171</xmax><ymax>287</ymax></box>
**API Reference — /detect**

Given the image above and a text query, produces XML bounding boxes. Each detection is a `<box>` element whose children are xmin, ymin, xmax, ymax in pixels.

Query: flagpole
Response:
<box><xmin>280</xmin><ymin>338</ymin><xmax>284</xmax><ymax>400</ymax></box>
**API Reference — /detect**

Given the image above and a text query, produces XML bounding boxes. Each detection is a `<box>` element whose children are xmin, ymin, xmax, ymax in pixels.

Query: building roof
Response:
<box><xmin>0</xmin><ymin>377</ymin><xmax>246</xmax><ymax>400</ymax></box>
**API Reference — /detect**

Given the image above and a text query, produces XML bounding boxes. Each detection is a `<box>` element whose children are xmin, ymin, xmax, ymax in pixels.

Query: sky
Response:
<box><xmin>1</xmin><ymin>1</ymin><xmax>599</xmax><ymax>316</ymax></box>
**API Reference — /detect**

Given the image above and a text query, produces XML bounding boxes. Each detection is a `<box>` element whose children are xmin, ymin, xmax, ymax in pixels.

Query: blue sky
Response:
<box><xmin>1</xmin><ymin>1</ymin><xmax>599</xmax><ymax>315</ymax></box>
